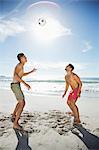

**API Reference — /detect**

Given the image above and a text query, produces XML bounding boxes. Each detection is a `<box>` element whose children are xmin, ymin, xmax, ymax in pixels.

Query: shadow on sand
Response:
<box><xmin>14</xmin><ymin>129</ymin><xmax>32</xmax><ymax>150</ymax></box>
<box><xmin>72</xmin><ymin>125</ymin><xmax>99</xmax><ymax>150</ymax></box>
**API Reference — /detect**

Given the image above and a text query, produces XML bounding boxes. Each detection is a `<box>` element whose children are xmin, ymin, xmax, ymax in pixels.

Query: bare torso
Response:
<box><xmin>65</xmin><ymin>73</ymin><xmax>78</xmax><ymax>90</ymax></box>
<box><xmin>13</xmin><ymin>63</ymin><xmax>24</xmax><ymax>83</ymax></box>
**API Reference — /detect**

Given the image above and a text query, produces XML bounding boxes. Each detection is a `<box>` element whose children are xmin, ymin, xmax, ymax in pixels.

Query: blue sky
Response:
<box><xmin>0</xmin><ymin>0</ymin><xmax>99</xmax><ymax>79</ymax></box>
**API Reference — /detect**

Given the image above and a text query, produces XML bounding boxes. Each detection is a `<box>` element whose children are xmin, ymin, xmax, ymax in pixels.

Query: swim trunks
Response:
<box><xmin>68</xmin><ymin>88</ymin><xmax>80</xmax><ymax>102</ymax></box>
<box><xmin>11</xmin><ymin>82</ymin><xmax>25</xmax><ymax>101</ymax></box>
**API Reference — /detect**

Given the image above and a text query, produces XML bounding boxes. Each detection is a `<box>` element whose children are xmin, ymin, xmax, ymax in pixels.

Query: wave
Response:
<box><xmin>0</xmin><ymin>77</ymin><xmax>99</xmax><ymax>98</ymax></box>
<box><xmin>0</xmin><ymin>76</ymin><xmax>99</xmax><ymax>83</ymax></box>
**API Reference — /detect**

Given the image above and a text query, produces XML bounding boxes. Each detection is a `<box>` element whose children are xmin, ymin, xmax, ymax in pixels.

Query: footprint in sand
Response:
<box><xmin>0</xmin><ymin>110</ymin><xmax>73</xmax><ymax>136</ymax></box>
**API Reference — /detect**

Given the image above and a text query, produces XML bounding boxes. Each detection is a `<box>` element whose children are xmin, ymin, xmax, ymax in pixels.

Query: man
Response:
<box><xmin>62</xmin><ymin>64</ymin><xmax>82</xmax><ymax>125</ymax></box>
<box><xmin>11</xmin><ymin>53</ymin><xmax>37</xmax><ymax>130</ymax></box>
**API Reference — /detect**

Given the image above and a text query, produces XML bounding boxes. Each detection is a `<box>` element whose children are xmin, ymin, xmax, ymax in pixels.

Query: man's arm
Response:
<box><xmin>62</xmin><ymin>76</ymin><xmax>69</xmax><ymax>98</ymax></box>
<box><xmin>74</xmin><ymin>74</ymin><xmax>82</xmax><ymax>96</ymax></box>
<box><xmin>23</xmin><ymin>68</ymin><xmax>37</xmax><ymax>76</ymax></box>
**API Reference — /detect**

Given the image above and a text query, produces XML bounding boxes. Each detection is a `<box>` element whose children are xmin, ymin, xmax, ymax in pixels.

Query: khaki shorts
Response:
<box><xmin>11</xmin><ymin>83</ymin><xmax>25</xmax><ymax>101</ymax></box>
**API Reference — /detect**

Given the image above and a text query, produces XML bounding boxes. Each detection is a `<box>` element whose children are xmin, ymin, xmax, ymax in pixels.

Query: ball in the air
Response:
<box><xmin>38</xmin><ymin>18</ymin><xmax>46</xmax><ymax>26</ymax></box>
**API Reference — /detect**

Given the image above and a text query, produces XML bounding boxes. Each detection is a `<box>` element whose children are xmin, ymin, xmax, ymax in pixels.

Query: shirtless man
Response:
<box><xmin>11</xmin><ymin>53</ymin><xmax>37</xmax><ymax>130</ymax></box>
<box><xmin>62</xmin><ymin>64</ymin><xmax>82</xmax><ymax>125</ymax></box>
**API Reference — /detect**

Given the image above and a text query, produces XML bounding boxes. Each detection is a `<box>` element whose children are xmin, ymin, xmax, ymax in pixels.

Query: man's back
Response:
<box><xmin>13</xmin><ymin>63</ymin><xmax>24</xmax><ymax>83</ymax></box>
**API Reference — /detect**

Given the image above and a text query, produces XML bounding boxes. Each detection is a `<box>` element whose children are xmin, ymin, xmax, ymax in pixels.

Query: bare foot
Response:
<box><xmin>13</xmin><ymin>123</ymin><xmax>23</xmax><ymax>130</ymax></box>
<box><xmin>73</xmin><ymin>122</ymin><xmax>82</xmax><ymax>127</ymax></box>
<box><xmin>73</xmin><ymin>118</ymin><xmax>81</xmax><ymax>126</ymax></box>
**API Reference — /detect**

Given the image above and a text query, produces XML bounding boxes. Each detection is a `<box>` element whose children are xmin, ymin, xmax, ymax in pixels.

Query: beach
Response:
<box><xmin>0</xmin><ymin>88</ymin><xmax>99</xmax><ymax>150</ymax></box>
<box><xmin>0</xmin><ymin>0</ymin><xmax>99</xmax><ymax>149</ymax></box>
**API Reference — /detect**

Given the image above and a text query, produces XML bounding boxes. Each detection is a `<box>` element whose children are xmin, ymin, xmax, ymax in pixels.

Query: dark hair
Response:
<box><xmin>67</xmin><ymin>64</ymin><xmax>74</xmax><ymax>71</ymax></box>
<box><xmin>17</xmin><ymin>53</ymin><xmax>24</xmax><ymax>61</ymax></box>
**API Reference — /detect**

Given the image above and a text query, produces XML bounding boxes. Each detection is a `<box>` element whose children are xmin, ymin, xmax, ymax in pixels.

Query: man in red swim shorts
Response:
<box><xmin>62</xmin><ymin>64</ymin><xmax>82</xmax><ymax>125</ymax></box>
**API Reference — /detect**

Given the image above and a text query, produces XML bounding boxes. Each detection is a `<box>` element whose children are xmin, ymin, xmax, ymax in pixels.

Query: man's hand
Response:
<box><xmin>31</xmin><ymin>68</ymin><xmax>37</xmax><ymax>73</ymax></box>
<box><xmin>77</xmin><ymin>91</ymin><xmax>81</xmax><ymax>97</ymax></box>
<box><xmin>25</xmin><ymin>83</ymin><xmax>31</xmax><ymax>90</ymax></box>
<box><xmin>62</xmin><ymin>94</ymin><xmax>65</xmax><ymax>98</ymax></box>
<box><xmin>62</xmin><ymin>92</ymin><xmax>66</xmax><ymax>98</ymax></box>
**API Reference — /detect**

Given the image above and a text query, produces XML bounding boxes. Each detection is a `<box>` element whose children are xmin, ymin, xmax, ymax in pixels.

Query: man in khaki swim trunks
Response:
<box><xmin>11</xmin><ymin>53</ymin><xmax>37</xmax><ymax>130</ymax></box>
<box><xmin>62</xmin><ymin>64</ymin><xmax>82</xmax><ymax>125</ymax></box>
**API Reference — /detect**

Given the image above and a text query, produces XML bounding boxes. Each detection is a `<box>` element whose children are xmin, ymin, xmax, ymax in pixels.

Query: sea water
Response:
<box><xmin>0</xmin><ymin>76</ymin><xmax>99</xmax><ymax>98</ymax></box>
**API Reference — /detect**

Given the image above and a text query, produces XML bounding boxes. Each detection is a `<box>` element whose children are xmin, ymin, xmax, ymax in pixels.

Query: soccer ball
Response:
<box><xmin>38</xmin><ymin>18</ymin><xmax>46</xmax><ymax>26</ymax></box>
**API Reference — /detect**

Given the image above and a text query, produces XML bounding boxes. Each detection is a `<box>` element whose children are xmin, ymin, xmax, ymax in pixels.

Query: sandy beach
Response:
<box><xmin>0</xmin><ymin>89</ymin><xmax>99</xmax><ymax>150</ymax></box>
<box><xmin>0</xmin><ymin>0</ymin><xmax>99</xmax><ymax>149</ymax></box>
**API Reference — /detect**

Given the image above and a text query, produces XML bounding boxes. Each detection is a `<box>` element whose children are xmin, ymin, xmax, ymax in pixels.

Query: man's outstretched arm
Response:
<box><xmin>23</xmin><ymin>68</ymin><xmax>37</xmax><ymax>76</ymax></box>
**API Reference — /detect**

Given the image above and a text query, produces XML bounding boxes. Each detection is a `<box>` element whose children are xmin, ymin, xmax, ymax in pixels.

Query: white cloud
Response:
<box><xmin>26</xmin><ymin>61</ymin><xmax>87</xmax><ymax>71</ymax></box>
<box><xmin>26</xmin><ymin>61</ymin><xmax>67</xmax><ymax>70</ymax></box>
<box><xmin>0</xmin><ymin>17</ymin><xmax>71</xmax><ymax>42</ymax></box>
<box><xmin>82</xmin><ymin>41</ymin><xmax>92</xmax><ymax>53</ymax></box>
<box><xmin>0</xmin><ymin>20</ymin><xmax>25</xmax><ymax>42</ymax></box>
<box><xmin>25</xmin><ymin>61</ymin><xmax>88</xmax><ymax>80</ymax></box>
<box><xmin>0</xmin><ymin>1</ymin><xmax>72</xmax><ymax>42</ymax></box>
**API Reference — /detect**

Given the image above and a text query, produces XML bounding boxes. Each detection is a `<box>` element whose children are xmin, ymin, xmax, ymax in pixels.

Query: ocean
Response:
<box><xmin>0</xmin><ymin>76</ymin><xmax>99</xmax><ymax>98</ymax></box>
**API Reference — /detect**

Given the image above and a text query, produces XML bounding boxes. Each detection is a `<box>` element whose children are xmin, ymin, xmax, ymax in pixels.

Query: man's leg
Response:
<box><xmin>11</xmin><ymin>102</ymin><xmax>20</xmax><ymax>122</ymax></box>
<box><xmin>13</xmin><ymin>100</ymin><xmax>25</xmax><ymax>129</ymax></box>
<box><xmin>74</xmin><ymin>103</ymin><xmax>80</xmax><ymax>122</ymax></box>
<box><xmin>12</xmin><ymin>102</ymin><xmax>20</xmax><ymax>117</ymax></box>
<box><xmin>67</xmin><ymin>100</ymin><xmax>80</xmax><ymax>123</ymax></box>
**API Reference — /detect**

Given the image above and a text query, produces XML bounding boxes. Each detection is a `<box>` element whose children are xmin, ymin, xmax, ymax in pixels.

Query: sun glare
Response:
<box><xmin>32</xmin><ymin>16</ymin><xmax>66</xmax><ymax>42</ymax></box>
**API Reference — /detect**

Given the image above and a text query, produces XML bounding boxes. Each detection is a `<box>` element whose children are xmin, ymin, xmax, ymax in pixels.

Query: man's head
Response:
<box><xmin>65</xmin><ymin>64</ymin><xmax>74</xmax><ymax>72</ymax></box>
<box><xmin>17</xmin><ymin>53</ymin><xmax>27</xmax><ymax>63</ymax></box>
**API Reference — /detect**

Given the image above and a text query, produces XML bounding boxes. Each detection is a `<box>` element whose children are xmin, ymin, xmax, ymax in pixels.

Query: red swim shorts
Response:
<box><xmin>68</xmin><ymin>88</ymin><xmax>79</xmax><ymax>102</ymax></box>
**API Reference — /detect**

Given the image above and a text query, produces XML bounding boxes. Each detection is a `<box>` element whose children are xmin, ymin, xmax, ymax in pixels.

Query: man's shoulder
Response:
<box><xmin>73</xmin><ymin>72</ymin><xmax>77</xmax><ymax>76</ymax></box>
<box><xmin>73</xmin><ymin>73</ymin><xmax>80</xmax><ymax>79</ymax></box>
<box><xmin>15</xmin><ymin>63</ymin><xmax>22</xmax><ymax>69</ymax></box>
